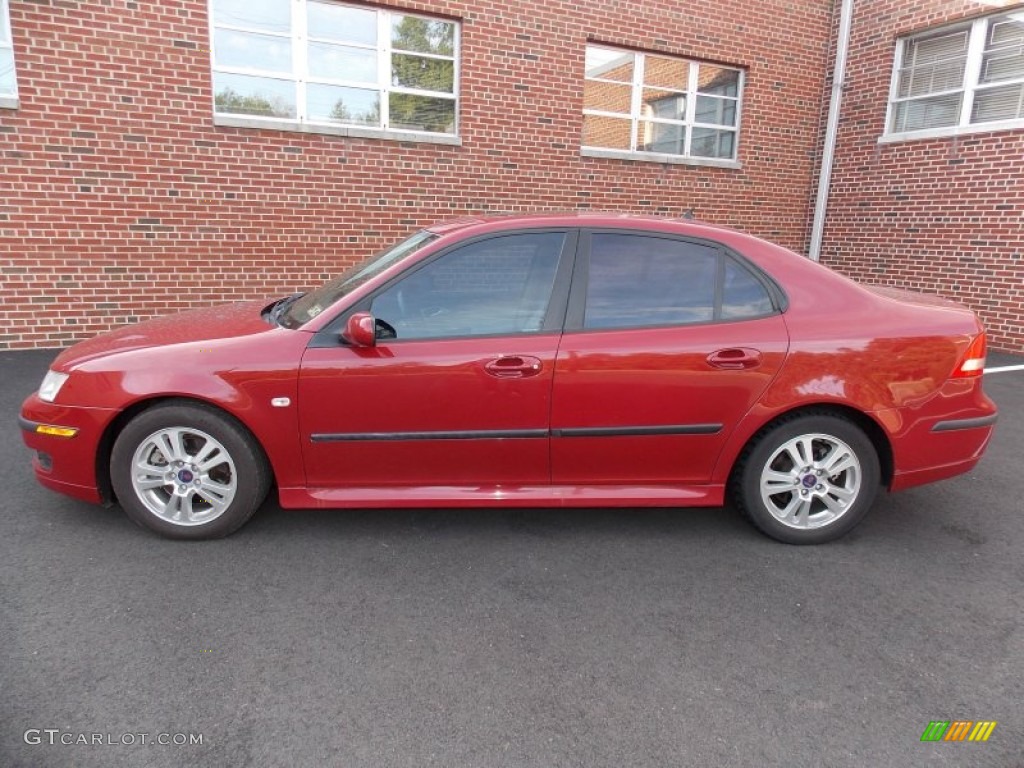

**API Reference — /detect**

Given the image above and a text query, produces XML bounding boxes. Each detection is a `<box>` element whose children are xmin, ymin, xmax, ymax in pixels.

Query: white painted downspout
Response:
<box><xmin>809</xmin><ymin>0</ymin><xmax>855</xmax><ymax>262</ymax></box>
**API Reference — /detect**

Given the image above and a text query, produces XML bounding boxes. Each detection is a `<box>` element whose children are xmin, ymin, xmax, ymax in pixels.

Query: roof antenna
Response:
<box><xmin>681</xmin><ymin>208</ymin><xmax>695</xmax><ymax>220</ymax></box>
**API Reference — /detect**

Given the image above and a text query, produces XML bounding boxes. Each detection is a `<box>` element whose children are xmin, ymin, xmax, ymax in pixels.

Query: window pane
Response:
<box><xmin>988</xmin><ymin>15</ymin><xmax>1024</xmax><ymax>47</ymax></box>
<box><xmin>641</xmin><ymin>88</ymin><xmax>685</xmax><ymax>120</ymax></box>
<box><xmin>388</xmin><ymin>93</ymin><xmax>455</xmax><ymax>133</ymax></box>
<box><xmin>691</xmin><ymin>127</ymin><xmax>735</xmax><ymax>158</ymax></box>
<box><xmin>0</xmin><ymin>47</ymin><xmax>14</xmax><ymax>95</ymax></box>
<box><xmin>898</xmin><ymin>58</ymin><xmax>966</xmax><ymax>97</ymax></box>
<box><xmin>980</xmin><ymin>48</ymin><xmax>1024</xmax><ymax>84</ymax></box>
<box><xmin>307</xmin><ymin>84</ymin><xmax>380</xmax><ymax>125</ymax></box>
<box><xmin>214</xmin><ymin>28</ymin><xmax>292</xmax><ymax>73</ymax></box>
<box><xmin>308</xmin><ymin>41</ymin><xmax>377</xmax><ymax>83</ymax></box>
<box><xmin>891</xmin><ymin>92</ymin><xmax>961</xmax><ymax>131</ymax></box>
<box><xmin>898</xmin><ymin>32</ymin><xmax>968</xmax><ymax>97</ymax></box>
<box><xmin>643</xmin><ymin>56</ymin><xmax>688</xmax><ymax>90</ymax></box>
<box><xmin>391</xmin><ymin>16</ymin><xmax>455</xmax><ymax>57</ymax></box>
<box><xmin>637</xmin><ymin>121</ymin><xmax>684</xmax><ymax>154</ymax></box>
<box><xmin>584</xmin><ymin>80</ymin><xmax>632</xmax><ymax>114</ymax></box>
<box><xmin>971</xmin><ymin>83</ymin><xmax>1024</xmax><ymax>122</ymax></box>
<box><xmin>370</xmin><ymin>233</ymin><xmax>565</xmax><ymax>339</ymax></box>
<box><xmin>695</xmin><ymin>94</ymin><xmax>737</xmax><ymax>126</ymax></box>
<box><xmin>392</xmin><ymin>53</ymin><xmax>454</xmax><ymax>92</ymax></box>
<box><xmin>585</xmin><ymin>235</ymin><xmax>719</xmax><ymax>329</ymax></box>
<box><xmin>211</xmin><ymin>0</ymin><xmax>291</xmax><ymax>34</ymax></box>
<box><xmin>911</xmin><ymin>30</ymin><xmax>970</xmax><ymax>64</ymax></box>
<box><xmin>213</xmin><ymin>72</ymin><xmax>296</xmax><ymax>117</ymax></box>
<box><xmin>585</xmin><ymin>46</ymin><xmax>634</xmax><ymax>83</ymax></box>
<box><xmin>582</xmin><ymin>114</ymin><xmax>632</xmax><ymax>150</ymax></box>
<box><xmin>697</xmin><ymin>66</ymin><xmax>740</xmax><ymax>97</ymax></box>
<box><xmin>307</xmin><ymin>1</ymin><xmax>376</xmax><ymax>45</ymax></box>
<box><xmin>721</xmin><ymin>259</ymin><xmax>773</xmax><ymax>319</ymax></box>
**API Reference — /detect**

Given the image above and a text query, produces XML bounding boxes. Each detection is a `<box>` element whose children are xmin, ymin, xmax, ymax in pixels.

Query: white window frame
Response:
<box><xmin>208</xmin><ymin>0</ymin><xmax>461</xmax><ymax>145</ymax></box>
<box><xmin>0</xmin><ymin>0</ymin><xmax>18</xmax><ymax>109</ymax></box>
<box><xmin>882</xmin><ymin>11</ymin><xmax>1024</xmax><ymax>142</ymax></box>
<box><xmin>581</xmin><ymin>45</ymin><xmax>744</xmax><ymax>169</ymax></box>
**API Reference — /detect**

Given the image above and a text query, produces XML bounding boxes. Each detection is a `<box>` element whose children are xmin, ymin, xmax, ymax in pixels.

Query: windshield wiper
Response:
<box><xmin>269</xmin><ymin>292</ymin><xmax>306</xmax><ymax>327</ymax></box>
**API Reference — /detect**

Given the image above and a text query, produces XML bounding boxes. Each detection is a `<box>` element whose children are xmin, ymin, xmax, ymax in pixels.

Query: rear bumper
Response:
<box><xmin>19</xmin><ymin>395</ymin><xmax>116</xmax><ymax>504</ymax></box>
<box><xmin>888</xmin><ymin>394</ymin><xmax>997</xmax><ymax>492</ymax></box>
<box><xmin>891</xmin><ymin>454</ymin><xmax>989</xmax><ymax>492</ymax></box>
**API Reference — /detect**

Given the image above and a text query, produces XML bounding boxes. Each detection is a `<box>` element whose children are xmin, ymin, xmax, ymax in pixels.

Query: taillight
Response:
<box><xmin>952</xmin><ymin>333</ymin><xmax>986</xmax><ymax>378</ymax></box>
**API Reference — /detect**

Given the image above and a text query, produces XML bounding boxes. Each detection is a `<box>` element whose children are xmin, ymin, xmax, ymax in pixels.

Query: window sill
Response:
<box><xmin>581</xmin><ymin>147</ymin><xmax>741</xmax><ymax>169</ymax></box>
<box><xmin>879</xmin><ymin>118</ymin><xmax>1024</xmax><ymax>144</ymax></box>
<box><xmin>213</xmin><ymin>114</ymin><xmax>462</xmax><ymax>146</ymax></box>
<box><xmin>0</xmin><ymin>95</ymin><xmax>19</xmax><ymax>110</ymax></box>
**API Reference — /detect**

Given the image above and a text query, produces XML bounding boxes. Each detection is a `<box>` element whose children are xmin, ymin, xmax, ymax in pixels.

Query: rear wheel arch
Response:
<box><xmin>96</xmin><ymin>396</ymin><xmax>276</xmax><ymax>504</ymax></box>
<box><xmin>725</xmin><ymin>403</ymin><xmax>894</xmax><ymax>490</ymax></box>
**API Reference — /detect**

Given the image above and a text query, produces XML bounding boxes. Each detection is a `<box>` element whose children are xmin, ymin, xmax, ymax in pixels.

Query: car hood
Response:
<box><xmin>52</xmin><ymin>299</ymin><xmax>277</xmax><ymax>371</ymax></box>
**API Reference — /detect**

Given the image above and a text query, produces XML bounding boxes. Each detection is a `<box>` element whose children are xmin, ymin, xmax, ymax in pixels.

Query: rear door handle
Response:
<box><xmin>484</xmin><ymin>355</ymin><xmax>543</xmax><ymax>378</ymax></box>
<box><xmin>707</xmin><ymin>347</ymin><xmax>762</xmax><ymax>370</ymax></box>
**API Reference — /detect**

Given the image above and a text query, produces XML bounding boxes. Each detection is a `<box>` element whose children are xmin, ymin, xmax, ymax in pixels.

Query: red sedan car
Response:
<box><xmin>20</xmin><ymin>214</ymin><xmax>996</xmax><ymax>543</ymax></box>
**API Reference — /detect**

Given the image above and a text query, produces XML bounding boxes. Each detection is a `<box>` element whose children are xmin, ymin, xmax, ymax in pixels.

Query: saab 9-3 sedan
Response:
<box><xmin>20</xmin><ymin>214</ymin><xmax>997</xmax><ymax>543</ymax></box>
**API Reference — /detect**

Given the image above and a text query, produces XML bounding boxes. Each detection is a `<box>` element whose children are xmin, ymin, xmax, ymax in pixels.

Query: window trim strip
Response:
<box><xmin>310</xmin><ymin>424</ymin><xmax>725</xmax><ymax>442</ymax></box>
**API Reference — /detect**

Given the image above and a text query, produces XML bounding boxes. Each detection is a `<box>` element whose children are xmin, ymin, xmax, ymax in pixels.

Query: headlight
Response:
<box><xmin>38</xmin><ymin>370</ymin><xmax>70</xmax><ymax>403</ymax></box>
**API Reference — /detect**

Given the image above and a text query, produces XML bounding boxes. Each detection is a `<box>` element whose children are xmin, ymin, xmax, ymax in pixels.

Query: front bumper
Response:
<box><xmin>19</xmin><ymin>394</ymin><xmax>118</xmax><ymax>504</ymax></box>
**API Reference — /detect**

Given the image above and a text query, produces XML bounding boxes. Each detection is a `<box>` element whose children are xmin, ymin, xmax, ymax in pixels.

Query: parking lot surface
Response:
<box><xmin>2</xmin><ymin>348</ymin><xmax>1022</xmax><ymax>767</ymax></box>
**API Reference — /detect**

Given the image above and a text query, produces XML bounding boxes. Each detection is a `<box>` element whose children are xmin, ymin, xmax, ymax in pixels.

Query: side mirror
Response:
<box><xmin>342</xmin><ymin>312</ymin><xmax>377</xmax><ymax>347</ymax></box>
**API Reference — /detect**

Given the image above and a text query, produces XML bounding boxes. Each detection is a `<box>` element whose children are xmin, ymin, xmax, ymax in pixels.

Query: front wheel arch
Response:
<box><xmin>96</xmin><ymin>396</ymin><xmax>275</xmax><ymax>505</ymax></box>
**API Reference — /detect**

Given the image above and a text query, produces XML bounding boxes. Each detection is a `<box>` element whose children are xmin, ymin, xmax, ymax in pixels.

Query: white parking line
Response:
<box><xmin>984</xmin><ymin>364</ymin><xmax>1024</xmax><ymax>374</ymax></box>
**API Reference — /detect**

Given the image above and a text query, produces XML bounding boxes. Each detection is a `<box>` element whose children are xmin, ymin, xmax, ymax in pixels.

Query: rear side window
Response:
<box><xmin>585</xmin><ymin>234</ymin><xmax>718</xmax><ymax>329</ymax></box>
<box><xmin>583</xmin><ymin>233</ymin><xmax>774</xmax><ymax>330</ymax></box>
<box><xmin>721</xmin><ymin>257</ymin><xmax>774</xmax><ymax>319</ymax></box>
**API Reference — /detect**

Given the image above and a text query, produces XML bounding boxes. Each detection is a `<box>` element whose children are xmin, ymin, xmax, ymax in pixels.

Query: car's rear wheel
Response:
<box><xmin>732</xmin><ymin>414</ymin><xmax>880</xmax><ymax>544</ymax></box>
<box><xmin>110</xmin><ymin>402</ymin><xmax>270</xmax><ymax>539</ymax></box>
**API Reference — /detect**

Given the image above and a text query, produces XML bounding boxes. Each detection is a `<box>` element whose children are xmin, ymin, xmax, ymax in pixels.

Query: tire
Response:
<box><xmin>731</xmin><ymin>413</ymin><xmax>880</xmax><ymax>544</ymax></box>
<box><xmin>110</xmin><ymin>401</ymin><xmax>271</xmax><ymax>540</ymax></box>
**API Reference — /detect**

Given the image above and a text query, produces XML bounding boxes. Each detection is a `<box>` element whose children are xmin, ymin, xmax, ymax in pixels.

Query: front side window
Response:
<box><xmin>371</xmin><ymin>233</ymin><xmax>566</xmax><ymax>340</ymax></box>
<box><xmin>283</xmin><ymin>230</ymin><xmax>438</xmax><ymax>327</ymax></box>
<box><xmin>582</xmin><ymin>45</ymin><xmax>743</xmax><ymax>162</ymax></box>
<box><xmin>0</xmin><ymin>0</ymin><xmax>17</xmax><ymax>106</ymax></box>
<box><xmin>583</xmin><ymin>234</ymin><xmax>773</xmax><ymax>330</ymax></box>
<box><xmin>210</xmin><ymin>0</ymin><xmax>458</xmax><ymax>136</ymax></box>
<box><xmin>887</xmin><ymin>12</ymin><xmax>1024</xmax><ymax>137</ymax></box>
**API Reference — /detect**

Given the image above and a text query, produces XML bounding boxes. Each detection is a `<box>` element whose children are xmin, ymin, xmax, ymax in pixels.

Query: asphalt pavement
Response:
<box><xmin>2</xmin><ymin>348</ymin><xmax>1022</xmax><ymax>768</ymax></box>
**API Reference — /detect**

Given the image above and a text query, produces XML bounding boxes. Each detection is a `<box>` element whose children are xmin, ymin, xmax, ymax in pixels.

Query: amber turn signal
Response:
<box><xmin>35</xmin><ymin>425</ymin><xmax>79</xmax><ymax>438</ymax></box>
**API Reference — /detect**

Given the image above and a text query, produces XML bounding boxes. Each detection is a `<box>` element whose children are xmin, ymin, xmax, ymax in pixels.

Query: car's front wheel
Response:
<box><xmin>732</xmin><ymin>413</ymin><xmax>880</xmax><ymax>544</ymax></box>
<box><xmin>110</xmin><ymin>401</ymin><xmax>271</xmax><ymax>539</ymax></box>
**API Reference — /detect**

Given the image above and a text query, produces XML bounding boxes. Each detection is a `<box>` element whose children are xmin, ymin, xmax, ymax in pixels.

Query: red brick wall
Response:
<box><xmin>818</xmin><ymin>0</ymin><xmax>1024</xmax><ymax>352</ymax></box>
<box><xmin>0</xmin><ymin>0</ymin><xmax>833</xmax><ymax>349</ymax></box>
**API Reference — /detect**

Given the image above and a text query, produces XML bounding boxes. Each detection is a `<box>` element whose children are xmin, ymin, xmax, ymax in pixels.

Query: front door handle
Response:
<box><xmin>707</xmin><ymin>347</ymin><xmax>762</xmax><ymax>370</ymax></box>
<box><xmin>484</xmin><ymin>355</ymin><xmax>543</xmax><ymax>378</ymax></box>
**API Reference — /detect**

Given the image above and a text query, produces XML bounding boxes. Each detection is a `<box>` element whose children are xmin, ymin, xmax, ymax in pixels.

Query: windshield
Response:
<box><xmin>280</xmin><ymin>230</ymin><xmax>438</xmax><ymax>328</ymax></box>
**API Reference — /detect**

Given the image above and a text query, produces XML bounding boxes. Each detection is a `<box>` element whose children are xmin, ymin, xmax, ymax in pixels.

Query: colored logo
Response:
<box><xmin>921</xmin><ymin>720</ymin><xmax>997</xmax><ymax>742</ymax></box>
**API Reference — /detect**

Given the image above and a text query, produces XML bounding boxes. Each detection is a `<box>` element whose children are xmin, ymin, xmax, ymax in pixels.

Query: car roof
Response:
<box><xmin>424</xmin><ymin>212</ymin><xmax>740</xmax><ymax>240</ymax></box>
